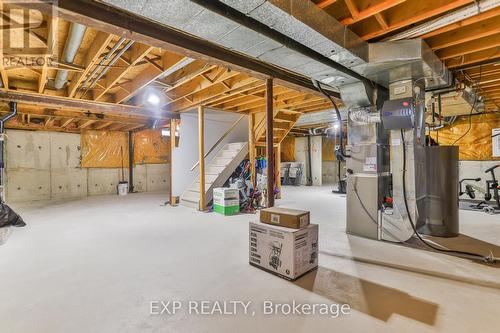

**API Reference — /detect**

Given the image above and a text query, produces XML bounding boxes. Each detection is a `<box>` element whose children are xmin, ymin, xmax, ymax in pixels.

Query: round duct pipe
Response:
<box><xmin>54</xmin><ymin>23</ymin><xmax>87</xmax><ymax>89</ymax></box>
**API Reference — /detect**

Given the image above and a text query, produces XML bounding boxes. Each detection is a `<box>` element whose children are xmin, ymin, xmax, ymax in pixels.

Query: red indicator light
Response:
<box><xmin>402</xmin><ymin>101</ymin><xmax>409</xmax><ymax>107</ymax></box>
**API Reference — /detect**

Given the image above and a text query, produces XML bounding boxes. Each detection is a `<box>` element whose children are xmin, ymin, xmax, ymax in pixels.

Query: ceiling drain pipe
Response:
<box><xmin>54</xmin><ymin>23</ymin><xmax>87</xmax><ymax>89</ymax></box>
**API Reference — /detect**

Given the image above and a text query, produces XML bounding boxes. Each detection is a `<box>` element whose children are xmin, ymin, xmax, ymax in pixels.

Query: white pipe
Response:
<box><xmin>54</xmin><ymin>23</ymin><xmax>87</xmax><ymax>89</ymax></box>
<box><xmin>386</xmin><ymin>0</ymin><xmax>500</xmax><ymax>41</ymax></box>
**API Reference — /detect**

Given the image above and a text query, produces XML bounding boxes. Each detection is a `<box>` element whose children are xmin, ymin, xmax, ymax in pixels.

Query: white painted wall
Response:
<box><xmin>294</xmin><ymin>136</ymin><xmax>322</xmax><ymax>186</ymax></box>
<box><xmin>5</xmin><ymin>130</ymin><xmax>169</xmax><ymax>203</ymax></box>
<box><xmin>172</xmin><ymin>109</ymin><xmax>248</xmax><ymax>196</ymax></box>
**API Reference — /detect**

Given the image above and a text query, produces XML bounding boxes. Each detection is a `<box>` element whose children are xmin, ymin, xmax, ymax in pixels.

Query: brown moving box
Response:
<box><xmin>260</xmin><ymin>207</ymin><xmax>310</xmax><ymax>229</ymax></box>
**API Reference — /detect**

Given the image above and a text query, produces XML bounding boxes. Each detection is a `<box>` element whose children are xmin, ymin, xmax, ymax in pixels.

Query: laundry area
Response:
<box><xmin>0</xmin><ymin>1</ymin><xmax>499</xmax><ymax>333</ymax></box>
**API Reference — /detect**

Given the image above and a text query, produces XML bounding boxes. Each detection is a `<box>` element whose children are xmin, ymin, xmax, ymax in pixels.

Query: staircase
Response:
<box><xmin>180</xmin><ymin>142</ymin><xmax>248</xmax><ymax>209</ymax></box>
<box><xmin>254</xmin><ymin>110</ymin><xmax>301</xmax><ymax>146</ymax></box>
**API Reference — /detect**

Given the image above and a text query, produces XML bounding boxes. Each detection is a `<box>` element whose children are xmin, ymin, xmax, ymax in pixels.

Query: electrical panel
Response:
<box><xmin>381</xmin><ymin>97</ymin><xmax>415</xmax><ymax>129</ymax></box>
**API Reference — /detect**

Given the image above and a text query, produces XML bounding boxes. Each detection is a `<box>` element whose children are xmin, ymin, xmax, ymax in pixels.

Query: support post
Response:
<box><xmin>266</xmin><ymin>78</ymin><xmax>275</xmax><ymax>207</ymax></box>
<box><xmin>128</xmin><ymin>131</ymin><xmax>134</xmax><ymax>193</ymax></box>
<box><xmin>198</xmin><ymin>106</ymin><xmax>206</xmax><ymax>211</ymax></box>
<box><xmin>248</xmin><ymin>113</ymin><xmax>256</xmax><ymax>188</ymax></box>
<box><xmin>275</xmin><ymin>144</ymin><xmax>281</xmax><ymax>199</ymax></box>
<box><xmin>168</xmin><ymin>119</ymin><xmax>175</xmax><ymax>204</ymax></box>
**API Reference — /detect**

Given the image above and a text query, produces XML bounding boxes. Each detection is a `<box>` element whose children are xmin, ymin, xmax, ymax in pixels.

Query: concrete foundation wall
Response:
<box><xmin>459</xmin><ymin>160</ymin><xmax>500</xmax><ymax>180</ymax></box>
<box><xmin>5</xmin><ymin>130</ymin><xmax>169</xmax><ymax>203</ymax></box>
<box><xmin>294</xmin><ymin>136</ymin><xmax>322</xmax><ymax>186</ymax></box>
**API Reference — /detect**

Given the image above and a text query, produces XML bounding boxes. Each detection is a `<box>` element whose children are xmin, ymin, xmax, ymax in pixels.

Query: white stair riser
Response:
<box><xmin>180</xmin><ymin>142</ymin><xmax>248</xmax><ymax>209</ymax></box>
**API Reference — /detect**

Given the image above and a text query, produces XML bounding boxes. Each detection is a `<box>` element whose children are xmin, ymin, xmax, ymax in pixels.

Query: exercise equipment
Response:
<box><xmin>484</xmin><ymin>165</ymin><xmax>500</xmax><ymax>212</ymax></box>
<box><xmin>458</xmin><ymin>165</ymin><xmax>500</xmax><ymax>214</ymax></box>
<box><xmin>459</xmin><ymin>177</ymin><xmax>481</xmax><ymax>199</ymax></box>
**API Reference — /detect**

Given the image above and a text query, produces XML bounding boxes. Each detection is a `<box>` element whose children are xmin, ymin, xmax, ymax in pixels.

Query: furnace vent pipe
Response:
<box><xmin>54</xmin><ymin>23</ymin><xmax>87</xmax><ymax>89</ymax></box>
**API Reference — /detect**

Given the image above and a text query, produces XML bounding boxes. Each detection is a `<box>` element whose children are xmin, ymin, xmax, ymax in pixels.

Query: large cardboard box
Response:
<box><xmin>249</xmin><ymin>222</ymin><xmax>318</xmax><ymax>280</ymax></box>
<box><xmin>260</xmin><ymin>207</ymin><xmax>310</xmax><ymax>229</ymax></box>
<box><xmin>213</xmin><ymin>187</ymin><xmax>239</xmax><ymax>215</ymax></box>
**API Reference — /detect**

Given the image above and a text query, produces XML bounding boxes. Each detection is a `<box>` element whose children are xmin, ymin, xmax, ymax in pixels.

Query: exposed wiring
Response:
<box><xmin>452</xmin><ymin>65</ymin><xmax>483</xmax><ymax>146</ymax></box>
<box><xmin>312</xmin><ymin>79</ymin><xmax>350</xmax><ymax>158</ymax></box>
<box><xmin>400</xmin><ymin>129</ymin><xmax>496</xmax><ymax>263</ymax></box>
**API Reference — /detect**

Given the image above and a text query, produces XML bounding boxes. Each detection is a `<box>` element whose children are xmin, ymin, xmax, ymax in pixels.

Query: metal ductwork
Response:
<box><xmin>54</xmin><ymin>23</ymin><xmax>87</xmax><ymax>89</ymax></box>
<box><xmin>102</xmin><ymin>0</ymin><xmax>369</xmax><ymax>91</ymax></box>
<box><xmin>352</xmin><ymin>39</ymin><xmax>453</xmax><ymax>91</ymax></box>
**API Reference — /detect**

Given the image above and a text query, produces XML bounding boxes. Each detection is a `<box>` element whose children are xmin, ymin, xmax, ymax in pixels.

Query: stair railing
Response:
<box><xmin>190</xmin><ymin>115</ymin><xmax>246</xmax><ymax>171</ymax></box>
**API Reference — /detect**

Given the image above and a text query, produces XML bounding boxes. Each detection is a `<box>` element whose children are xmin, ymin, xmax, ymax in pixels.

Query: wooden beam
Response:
<box><xmin>168</xmin><ymin>119</ymin><xmax>175</xmax><ymax>204</ymax></box>
<box><xmin>198</xmin><ymin>105</ymin><xmax>206</xmax><ymax>211</ymax></box>
<box><xmin>29</xmin><ymin>0</ymin><xmax>330</xmax><ymax>97</ymax></box>
<box><xmin>420</xmin><ymin>7</ymin><xmax>500</xmax><ymax>39</ymax></box>
<box><xmin>163</xmin><ymin>67</ymin><xmax>238</xmax><ymax>105</ymax></box>
<box><xmin>248</xmin><ymin>113</ymin><xmax>256</xmax><ymax>187</ymax></box>
<box><xmin>361</xmin><ymin>0</ymin><xmax>473</xmax><ymax>40</ymax></box>
<box><xmin>266</xmin><ymin>78</ymin><xmax>274</xmax><ymax>208</ymax></box>
<box><xmin>68</xmin><ymin>32</ymin><xmax>114</xmax><ymax>98</ymax></box>
<box><xmin>341</xmin><ymin>0</ymin><xmax>406</xmax><ymax>25</ymax></box>
<box><xmin>374</xmin><ymin>13</ymin><xmax>389</xmax><ymax>29</ymax></box>
<box><xmin>39</xmin><ymin>15</ymin><xmax>57</xmax><ymax>93</ymax></box>
<box><xmin>446</xmin><ymin>48</ymin><xmax>500</xmax><ymax>68</ymax></box>
<box><xmin>0</xmin><ymin>89</ymin><xmax>179</xmax><ymax>119</ymax></box>
<box><xmin>93</xmin><ymin>42</ymin><xmax>154</xmax><ymax>101</ymax></box>
<box><xmin>94</xmin><ymin>121</ymin><xmax>113</xmax><ymax>130</ymax></box>
<box><xmin>427</xmin><ymin>17</ymin><xmax>500</xmax><ymax>50</ymax></box>
<box><xmin>316</xmin><ymin>0</ymin><xmax>338</xmax><ymax>9</ymax></box>
<box><xmin>166</xmin><ymin>75</ymin><xmax>259</xmax><ymax>111</ymax></box>
<box><xmin>275</xmin><ymin>144</ymin><xmax>281</xmax><ymax>199</ymax></box>
<box><xmin>60</xmin><ymin>118</ymin><xmax>74</xmax><ymax>128</ymax></box>
<box><xmin>79</xmin><ymin>119</ymin><xmax>97</xmax><ymax>129</ymax></box>
<box><xmin>114</xmin><ymin>52</ymin><xmax>187</xmax><ymax>103</ymax></box>
<box><xmin>344</xmin><ymin>0</ymin><xmax>359</xmax><ymax>18</ymax></box>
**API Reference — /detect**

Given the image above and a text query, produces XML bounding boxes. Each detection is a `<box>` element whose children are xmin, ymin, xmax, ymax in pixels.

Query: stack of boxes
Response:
<box><xmin>249</xmin><ymin>207</ymin><xmax>318</xmax><ymax>280</ymax></box>
<box><xmin>213</xmin><ymin>187</ymin><xmax>240</xmax><ymax>216</ymax></box>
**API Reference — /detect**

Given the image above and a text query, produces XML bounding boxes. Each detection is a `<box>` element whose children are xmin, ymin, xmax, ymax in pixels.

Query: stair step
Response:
<box><xmin>211</xmin><ymin>157</ymin><xmax>233</xmax><ymax>167</ymax></box>
<box><xmin>207</xmin><ymin>165</ymin><xmax>226</xmax><ymax>174</ymax></box>
<box><xmin>180</xmin><ymin>198</ymin><xmax>198</xmax><ymax>208</ymax></box>
<box><xmin>181</xmin><ymin>142</ymin><xmax>248</xmax><ymax>211</ymax></box>
<box><xmin>218</xmin><ymin>150</ymin><xmax>239</xmax><ymax>158</ymax></box>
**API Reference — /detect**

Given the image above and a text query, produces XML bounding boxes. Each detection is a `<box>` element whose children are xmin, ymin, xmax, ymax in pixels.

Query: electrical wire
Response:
<box><xmin>452</xmin><ymin>65</ymin><xmax>483</xmax><ymax>146</ymax></box>
<box><xmin>312</xmin><ymin>79</ymin><xmax>350</xmax><ymax>158</ymax></box>
<box><xmin>400</xmin><ymin>129</ymin><xmax>496</xmax><ymax>263</ymax></box>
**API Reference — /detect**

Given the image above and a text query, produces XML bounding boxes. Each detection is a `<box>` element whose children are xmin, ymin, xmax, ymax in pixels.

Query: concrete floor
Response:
<box><xmin>1</xmin><ymin>186</ymin><xmax>500</xmax><ymax>333</ymax></box>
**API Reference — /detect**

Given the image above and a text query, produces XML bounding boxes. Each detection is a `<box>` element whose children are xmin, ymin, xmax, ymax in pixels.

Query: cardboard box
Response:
<box><xmin>214</xmin><ymin>204</ymin><xmax>239</xmax><ymax>215</ymax></box>
<box><xmin>260</xmin><ymin>207</ymin><xmax>310</xmax><ymax>229</ymax></box>
<box><xmin>213</xmin><ymin>188</ymin><xmax>240</xmax><ymax>215</ymax></box>
<box><xmin>249</xmin><ymin>222</ymin><xmax>318</xmax><ymax>280</ymax></box>
<box><xmin>213</xmin><ymin>188</ymin><xmax>239</xmax><ymax>206</ymax></box>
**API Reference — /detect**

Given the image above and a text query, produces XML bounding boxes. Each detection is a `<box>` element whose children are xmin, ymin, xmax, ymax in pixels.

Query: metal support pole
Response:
<box><xmin>198</xmin><ymin>106</ymin><xmax>206</xmax><ymax>211</ymax></box>
<box><xmin>128</xmin><ymin>131</ymin><xmax>134</xmax><ymax>193</ymax></box>
<box><xmin>266</xmin><ymin>78</ymin><xmax>275</xmax><ymax>207</ymax></box>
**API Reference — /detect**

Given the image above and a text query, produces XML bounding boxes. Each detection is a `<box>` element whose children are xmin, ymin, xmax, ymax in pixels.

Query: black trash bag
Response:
<box><xmin>0</xmin><ymin>203</ymin><xmax>25</xmax><ymax>228</ymax></box>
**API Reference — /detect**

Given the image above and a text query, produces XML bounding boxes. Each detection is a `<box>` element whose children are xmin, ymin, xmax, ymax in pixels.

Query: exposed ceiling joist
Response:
<box><xmin>0</xmin><ymin>89</ymin><xmax>179</xmax><ymax>119</ymax></box>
